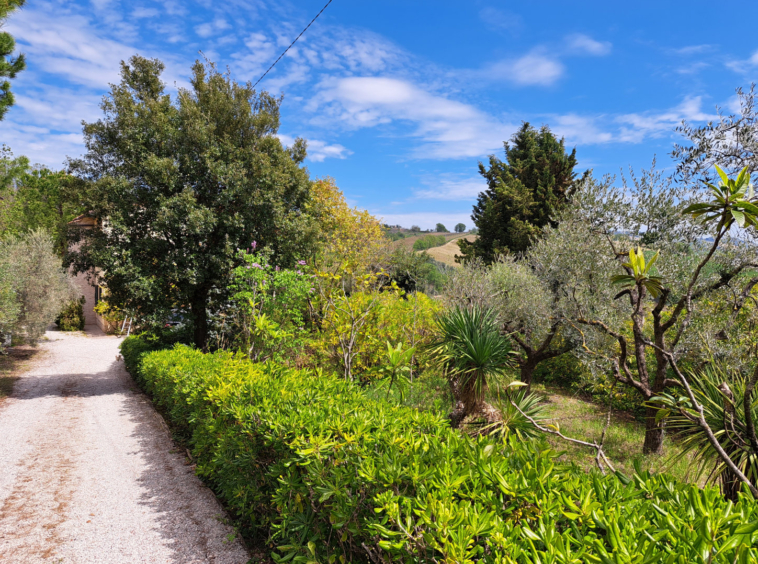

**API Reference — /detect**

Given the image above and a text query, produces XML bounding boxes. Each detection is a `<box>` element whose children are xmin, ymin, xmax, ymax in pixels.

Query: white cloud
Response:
<box><xmin>413</xmin><ymin>175</ymin><xmax>486</xmax><ymax>201</ymax></box>
<box><xmin>132</xmin><ymin>7</ymin><xmax>160</xmax><ymax>18</ymax></box>
<box><xmin>195</xmin><ymin>18</ymin><xmax>231</xmax><ymax>39</ymax></box>
<box><xmin>478</xmin><ymin>7</ymin><xmax>523</xmax><ymax>33</ymax></box>
<box><xmin>615</xmin><ymin>96</ymin><xmax>716</xmax><ymax>143</ymax></box>
<box><xmin>672</xmin><ymin>44</ymin><xmax>714</xmax><ymax>56</ymax></box>
<box><xmin>488</xmin><ymin>51</ymin><xmax>565</xmax><ymax>86</ymax></box>
<box><xmin>314</xmin><ymin>76</ymin><xmax>515</xmax><ymax>159</ymax></box>
<box><xmin>305</xmin><ymin>139</ymin><xmax>352</xmax><ymax>162</ymax></box>
<box><xmin>550</xmin><ymin>114</ymin><xmax>614</xmax><ymax>145</ymax></box>
<box><xmin>278</xmin><ymin>134</ymin><xmax>352</xmax><ymax>162</ymax></box>
<box><xmin>7</xmin><ymin>9</ymin><xmax>137</xmax><ymax>87</ymax></box>
<box><xmin>566</xmin><ymin>34</ymin><xmax>612</xmax><ymax>56</ymax></box>
<box><xmin>727</xmin><ymin>50</ymin><xmax>758</xmax><ymax>73</ymax></box>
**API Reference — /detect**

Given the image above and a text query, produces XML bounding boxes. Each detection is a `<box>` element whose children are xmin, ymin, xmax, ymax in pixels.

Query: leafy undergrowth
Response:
<box><xmin>122</xmin><ymin>336</ymin><xmax>758</xmax><ymax>563</ymax></box>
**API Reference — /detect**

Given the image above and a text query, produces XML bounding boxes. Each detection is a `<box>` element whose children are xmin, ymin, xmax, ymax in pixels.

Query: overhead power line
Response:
<box><xmin>252</xmin><ymin>0</ymin><xmax>334</xmax><ymax>90</ymax></box>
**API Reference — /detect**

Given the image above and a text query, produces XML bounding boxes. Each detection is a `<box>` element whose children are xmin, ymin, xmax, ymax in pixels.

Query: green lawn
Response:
<box><xmin>536</xmin><ymin>385</ymin><xmax>701</xmax><ymax>484</ymax></box>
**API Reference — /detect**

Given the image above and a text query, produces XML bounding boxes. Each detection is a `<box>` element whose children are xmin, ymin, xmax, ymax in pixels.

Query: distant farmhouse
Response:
<box><xmin>68</xmin><ymin>214</ymin><xmax>111</xmax><ymax>331</ymax></box>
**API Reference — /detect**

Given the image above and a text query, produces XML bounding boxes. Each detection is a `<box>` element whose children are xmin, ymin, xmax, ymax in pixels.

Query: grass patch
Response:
<box><xmin>536</xmin><ymin>385</ymin><xmax>700</xmax><ymax>484</ymax></box>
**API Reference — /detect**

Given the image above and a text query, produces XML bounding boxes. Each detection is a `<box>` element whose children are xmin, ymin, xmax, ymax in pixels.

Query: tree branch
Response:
<box><xmin>509</xmin><ymin>399</ymin><xmax>616</xmax><ymax>475</ymax></box>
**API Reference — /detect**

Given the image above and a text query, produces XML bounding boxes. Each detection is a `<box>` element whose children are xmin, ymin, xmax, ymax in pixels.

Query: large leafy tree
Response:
<box><xmin>0</xmin><ymin>158</ymin><xmax>85</xmax><ymax>255</ymax></box>
<box><xmin>0</xmin><ymin>0</ymin><xmax>26</xmax><ymax>121</ymax></box>
<box><xmin>68</xmin><ymin>56</ymin><xmax>316</xmax><ymax>349</ymax></box>
<box><xmin>458</xmin><ymin>122</ymin><xmax>584</xmax><ymax>263</ymax></box>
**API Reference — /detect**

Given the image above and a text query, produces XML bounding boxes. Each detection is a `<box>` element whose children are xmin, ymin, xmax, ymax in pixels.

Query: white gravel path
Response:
<box><xmin>0</xmin><ymin>328</ymin><xmax>250</xmax><ymax>564</ymax></box>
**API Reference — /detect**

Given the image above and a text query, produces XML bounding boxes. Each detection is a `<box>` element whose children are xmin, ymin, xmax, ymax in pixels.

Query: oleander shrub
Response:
<box><xmin>123</xmin><ymin>339</ymin><xmax>758</xmax><ymax>563</ymax></box>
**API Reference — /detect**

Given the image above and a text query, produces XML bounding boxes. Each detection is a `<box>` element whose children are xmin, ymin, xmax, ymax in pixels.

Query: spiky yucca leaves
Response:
<box><xmin>482</xmin><ymin>385</ymin><xmax>547</xmax><ymax>441</ymax></box>
<box><xmin>430</xmin><ymin>306</ymin><xmax>514</xmax><ymax>427</ymax></box>
<box><xmin>656</xmin><ymin>364</ymin><xmax>758</xmax><ymax>499</ymax></box>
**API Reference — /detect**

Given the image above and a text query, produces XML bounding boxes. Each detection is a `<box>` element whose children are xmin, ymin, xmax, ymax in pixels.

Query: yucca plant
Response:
<box><xmin>654</xmin><ymin>364</ymin><xmax>758</xmax><ymax>500</ymax></box>
<box><xmin>610</xmin><ymin>246</ymin><xmax>664</xmax><ymax>298</ymax></box>
<box><xmin>429</xmin><ymin>306</ymin><xmax>514</xmax><ymax>427</ymax></box>
<box><xmin>481</xmin><ymin>383</ymin><xmax>547</xmax><ymax>441</ymax></box>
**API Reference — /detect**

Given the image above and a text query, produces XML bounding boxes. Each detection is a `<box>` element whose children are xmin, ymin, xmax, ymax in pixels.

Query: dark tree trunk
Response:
<box><xmin>448</xmin><ymin>372</ymin><xmax>500</xmax><ymax>428</ymax></box>
<box><xmin>190</xmin><ymin>290</ymin><xmax>209</xmax><ymax>351</ymax></box>
<box><xmin>520</xmin><ymin>358</ymin><xmax>539</xmax><ymax>392</ymax></box>
<box><xmin>642</xmin><ymin>405</ymin><xmax>664</xmax><ymax>454</ymax></box>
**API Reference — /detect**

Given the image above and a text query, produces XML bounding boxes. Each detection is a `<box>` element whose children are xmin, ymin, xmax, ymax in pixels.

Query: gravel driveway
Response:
<box><xmin>0</xmin><ymin>328</ymin><xmax>250</xmax><ymax>564</ymax></box>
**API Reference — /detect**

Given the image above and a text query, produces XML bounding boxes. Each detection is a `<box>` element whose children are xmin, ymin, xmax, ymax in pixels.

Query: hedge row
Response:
<box><xmin>412</xmin><ymin>234</ymin><xmax>446</xmax><ymax>251</ymax></box>
<box><xmin>121</xmin><ymin>337</ymin><xmax>758</xmax><ymax>563</ymax></box>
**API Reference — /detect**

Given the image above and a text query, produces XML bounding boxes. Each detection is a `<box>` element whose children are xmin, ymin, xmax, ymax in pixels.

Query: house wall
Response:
<box><xmin>72</xmin><ymin>270</ymin><xmax>98</xmax><ymax>327</ymax></box>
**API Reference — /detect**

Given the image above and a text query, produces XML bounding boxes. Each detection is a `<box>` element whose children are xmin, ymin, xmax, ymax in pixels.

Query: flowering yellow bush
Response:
<box><xmin>309</xmin><ymin>177</ymin><xmax>387</xmax><ymax>274</ymax></box>
<box><xmin>310</xmin><ymin>285</ymin><xmax>440</xmax><ymax>381</ymax></box>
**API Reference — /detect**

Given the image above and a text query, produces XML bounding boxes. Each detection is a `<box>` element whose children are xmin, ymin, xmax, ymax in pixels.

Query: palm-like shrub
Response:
<box><xmin>483</xmin><ymin>386</ymin><xmax>546</xmax><ymax>440</ymax></box>
<box><xmin>430</xmin><ymin>306</ymin><xmax>514</xmax><ymax>426</ymax></box>
<box><xmin>659</xmin><ymin>365</ymin><xmax>758</xmax><ymax>499</ymax></box>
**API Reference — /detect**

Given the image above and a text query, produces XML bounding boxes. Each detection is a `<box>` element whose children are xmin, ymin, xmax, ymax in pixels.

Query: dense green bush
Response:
<box><xmin>123</xmin><ymin>339</ymin><xmax>758</xmax><ymax>563</ymax></box>
<box><xmin>412</xmin><ymin>234</ymin><xmax>446</xmax><ymax>251</ymax></box>
<box><xmin>56</xmin><ymin>297</ymin><xmax>85</xmax><ymax>331</ymax></box>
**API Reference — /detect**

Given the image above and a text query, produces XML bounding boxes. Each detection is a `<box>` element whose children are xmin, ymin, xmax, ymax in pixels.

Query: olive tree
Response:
<box><xmin>532</xmin><ymin>168</ymin><xmax>758</xmax><ymax>454</ymax></box>
<box><xmin>0</xmin><ymin>229</ymin><xmax>77</xmax><ymax>347</ymax></box>
<box><xmin>487</xmin><ymin>257</ymin><xmax>574</xmax><ymax>390</ymax></box>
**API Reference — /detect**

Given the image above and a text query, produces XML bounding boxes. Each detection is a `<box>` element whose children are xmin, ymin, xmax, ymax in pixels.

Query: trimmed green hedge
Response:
<box><xmin>122</xmin><ymin>337</ymin><xmax>758</xmax><ymax>563</ymax></box>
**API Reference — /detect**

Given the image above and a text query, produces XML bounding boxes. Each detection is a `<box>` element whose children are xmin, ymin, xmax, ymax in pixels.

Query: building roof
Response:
<box><xmin>68</xmin><ymin>213</ymin><xmax>98</xmax><ymax>227</ymax></box>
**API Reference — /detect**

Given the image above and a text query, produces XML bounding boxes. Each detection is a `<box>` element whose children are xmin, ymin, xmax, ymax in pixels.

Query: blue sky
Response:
<box><xmin>4</xmin><ymin>0</ymin><xmax>758</xmax><ymax>230</ymax></box>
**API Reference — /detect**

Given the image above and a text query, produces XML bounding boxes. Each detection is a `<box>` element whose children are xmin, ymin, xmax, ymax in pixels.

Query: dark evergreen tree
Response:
<box><xmin>67</xmin><ymin>56</ymin><xmax>316</xmax><ymax>350</ymax></box>
<box><xmin>0</xmin><ymin>0</ymin><xmax>26</xmax><ymax>121</ymax></box>
<box><xmin>458</xmin><ymin>122</ymin><xmax>584</xmax><ymax>263</ymax></box>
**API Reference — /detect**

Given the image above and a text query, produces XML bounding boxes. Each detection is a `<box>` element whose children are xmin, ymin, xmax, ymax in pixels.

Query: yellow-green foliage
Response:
<box><xmin>121</xmin><ymin>339</ymin><xmax>758</xmax><ymax>563</ymax></box>
<box><xmin>311</xmin><ymin>290</ymin><xmax>440</xmax><ymax>379</ymax></box>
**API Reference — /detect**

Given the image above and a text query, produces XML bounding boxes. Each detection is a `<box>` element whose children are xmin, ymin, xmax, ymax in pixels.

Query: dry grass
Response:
<box><xmin>536</xmin><ymin>385</ymin><xmax>701</xmax><ymax>484</ymax></box>
<box><xmin>0</xmin><ymin>346</ymin><xmax>43</xmax><ymax>404</ymax></box>
<box><xmin>425</xmin><ymin>235</ymin><xmax>477</xmax><ymax>267</ymax></box>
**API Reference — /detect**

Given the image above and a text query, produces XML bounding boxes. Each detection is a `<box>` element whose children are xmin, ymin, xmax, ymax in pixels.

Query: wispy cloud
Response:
<box><xmin>195</xmin><ymin>18</ymin><xmax>231</xmax><ymax>39</ymax></box>
<box><xmin>726</xmin><ymin>50</ymin><xmax>758</xmax><ymax>74</ymax></box>
<box><xmin>478</xmin><ymin>7</ymin><xmax>523</xmax><ymax>33</ymax></box>
<box><xmin>412</xmin><ymin>174</ymin><xmax>486</xmax><ymax>201</ymax></box>
<box><xmin>672</xmin><ymin>44</ymin><xmax>714</xmax><ymax>56</ymax></box>
<box><xmin>487</xmin><ymin>50</ymin><xmax>565</xmax><ymax>86</ymax></box>
<box><xmin>566</xmin><ymin>33</ymin><xmax>612</xmax><ymax>56</ymax></box>
<box><xmin>278</xmin><ymin>134</ymin><xmax>352</xmax><ymax>162</ymax></box>
<box><xmin>313</xmin><ymin>76</ymin><xmax>516</xmax><ymax>159</ymax></box>
<box><xmin>615</xmin><ymin>96</ymin><xmax>716</xmax><ymax>143</ymax></box>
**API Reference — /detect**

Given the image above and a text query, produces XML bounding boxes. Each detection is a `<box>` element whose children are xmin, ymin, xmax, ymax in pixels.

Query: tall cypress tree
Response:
<box><xmin>458</xmin><ymin>122</ymin><xmax>583</xmax><ymax>263</ymax></box>
<box><xmin>0</xmin><ymin>0</ymin><xmax>26</xmax><ymax>121</ymax></box>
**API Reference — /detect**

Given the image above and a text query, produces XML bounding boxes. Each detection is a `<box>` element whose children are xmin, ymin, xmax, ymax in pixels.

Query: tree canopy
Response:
<box><xmin>458</xmin><ymin>122</ymin><xmax>584</xmax><ymax>263</ymax></box>
<box><xmin>0</xmin><ymin>152</ymin><xmax>85</xmax><ymax>255</ymax></box>
<box><xmin>67</xmin><ymin>56</ymin><xmax>317</xmax><ymax>349</ymax></box>
<box><xmin>0</xmin><ymin>0</ymin><xmax>25</xmax><ymax>121</ymax></box>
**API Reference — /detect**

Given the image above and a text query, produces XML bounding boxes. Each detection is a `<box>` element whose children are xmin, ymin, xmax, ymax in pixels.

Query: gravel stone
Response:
<box><xmin>0</xmin><ymin>327</ymin><xmax>250</xmax><ymax>563</ymax></box>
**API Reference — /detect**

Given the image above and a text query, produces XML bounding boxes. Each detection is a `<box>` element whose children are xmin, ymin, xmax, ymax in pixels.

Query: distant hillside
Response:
<box><xmin>424</xmin><ymin>235</ymin><xmax>477</xmax><ymax>267</ymax></box>
<box><xmin>391</xmin><ymin>231</ymin><xmax>463</xmax><ymax>251</ymax></box>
